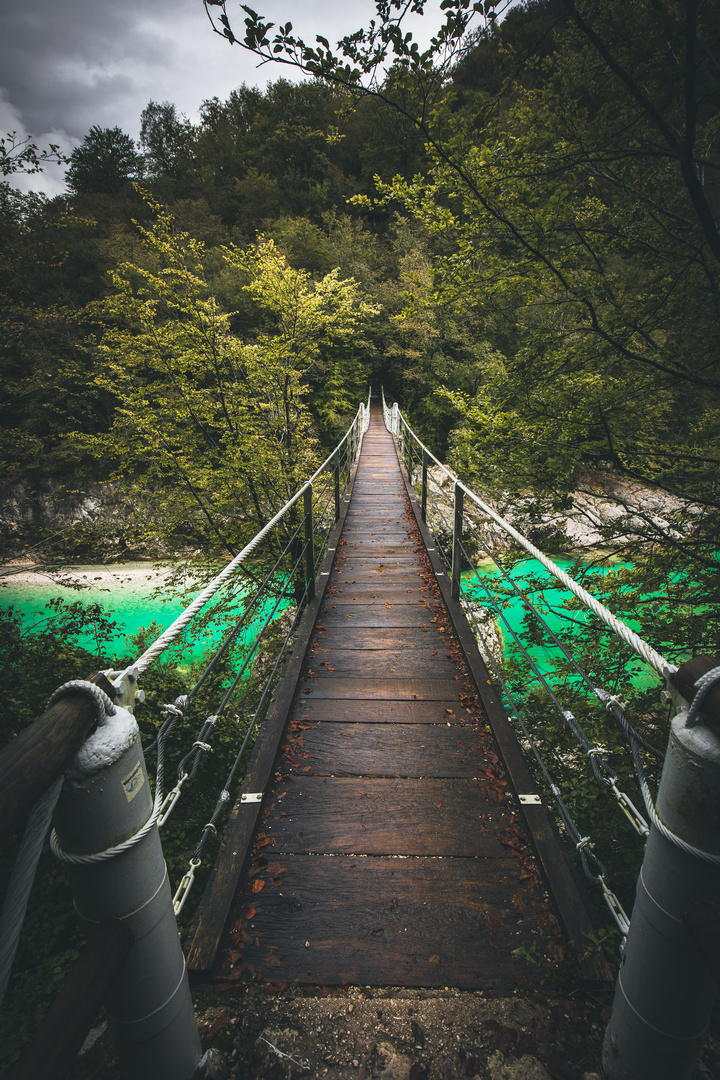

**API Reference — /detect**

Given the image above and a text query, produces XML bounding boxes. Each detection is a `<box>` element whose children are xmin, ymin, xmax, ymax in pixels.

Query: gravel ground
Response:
<box><xmin>68</xmin><ymin>962</ymin><xmax>720</xmax><ymax>1080</ymax></box>
<box><xmin>73</xmin><ymin>982</ymin><xmax>612</xmax><ymax>1080</ymax></box>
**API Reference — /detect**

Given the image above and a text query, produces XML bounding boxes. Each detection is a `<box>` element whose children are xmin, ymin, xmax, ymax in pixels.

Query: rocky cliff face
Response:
<box><xmin>0</xmin><ymin>480</ymin><xmax>169</xmax><ymax>561</ymax></box>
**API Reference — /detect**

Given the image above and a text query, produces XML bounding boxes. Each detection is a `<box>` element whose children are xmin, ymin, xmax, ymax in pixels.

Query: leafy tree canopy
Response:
<box><xmin>65</xmin><ymin>125</ymin><xmax>144</xmax><ymax>195</ymax></box>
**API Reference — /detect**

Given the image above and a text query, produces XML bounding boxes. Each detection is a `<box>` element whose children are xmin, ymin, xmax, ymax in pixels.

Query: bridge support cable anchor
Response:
<box><xmin>51</xmin><ymin>701</ymin><xmax>202</xmax><ymax>1079</ymax></box>
<box><xmin>603</xmin><ymin>662</ymin><xmax>720</xmax><ymax>1080</ymax></box>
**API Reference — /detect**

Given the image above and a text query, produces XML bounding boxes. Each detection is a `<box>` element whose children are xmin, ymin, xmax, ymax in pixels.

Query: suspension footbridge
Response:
<box><xmin>186</xmin><ymin>398</ymin><xmax>605</xmax><ymax>990</ymax></box>
<box><xmin>1</xmin><ymin>389</ymin><xmax>719</xmax><ymax>1080</ymax></box>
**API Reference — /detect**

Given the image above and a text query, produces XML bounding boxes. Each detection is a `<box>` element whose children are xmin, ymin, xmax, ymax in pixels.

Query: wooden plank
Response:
<box><xmin>289</xmin><ymin>700</ymin><xmax>470</xmax><ymax>724</ymax></box>
<box><xmin>320</xmin><ymin>605</ymin><xmax>438</xmax><ymax>626</ymax></box>
<box><xmin>292</xmin><ymin>722</ymin><xmax>487</xmax><ymax>778</ymax></box>
<box><xmin>261</xmin><ymin>777</ymin><xmax>508</xmax><ymax>856</ymax></box>
<box><xmin>339</xmin><ymin>542</ymin><xmax>415</xmax><ymax>551</ymax></box>
<box><xmin>335</xmin><ymin>557</ymin><xmax>419</xmax><ymax>566</ymax></box>
<box><xmin>310</xmin><ymin>630</ymin><xmax>451</xmax><ymax>648</ymax></box>
<box><xmin>220</xmin><ymin>855</ymin><xmax>561</xmax><ymax>989</ymax></box>
<box><xmin>302</xmin><ymin>651</ymin><xmax>456</xmax><ymax>677</ymax></box>
<box><xmin>298</xmin><ymin>677</ymin><xmax>462</xmax><ymax>700</ymax></box>
<box><xmin>324</xmin><ymin>587</ymin><xmax>432</xmax><ymax>603</ymax></box>
<box><xmin>331</xmin><ymin>569</ymin><xmax>424</xmax><ymax>582</ymax></box>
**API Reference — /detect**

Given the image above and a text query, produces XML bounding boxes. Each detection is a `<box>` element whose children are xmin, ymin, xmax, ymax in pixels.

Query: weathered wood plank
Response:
<box><xmin>288</xmin><ymin>699</ymin><xmax>470</xmax><ymax>724</ymax></box>
<box><xmin>262</xmin><ymin>777</ymin><xmax>508</xmax><ymax>856</ymax></box>
<box><xmin>290</xmin><ymin>722</ymin><xmax>485</xmax><ymax>778</ymax></box>
<box><xmin>339</xmin><ymin>542</ymin><xmax>415</xmax><ymax>552</ymax></box>
<box><xmin>324</xmin><ymin>587</ymin><xmax>432</xmax><ymax>603</ymax></box>
<box><xmin>302</xmin><ymin>651</ymin><xmax>456</xmax><ymax>677</ymax></box>
<box><xmin>331</xmin><ymin>569</ymin><xmax>424</xmax><ymax>583</ymax></box>
<box><xmin>221</xmin><ymin>855</ymin><xmax>561</xmax><ymax>989</ymax></box>
<box><xmin>309</xmin><ymin>637</ymin><xmax>453</xmax><ymax>656</ymax></box>
<box><xmin>319</xmin><ymin>605</ymin><xmax>438</xmax><ymax>626</ymax></box>
<box><xmin>335</xmin><ymin>557</ymin><xmax>419</xmax><ymax>567</ymax></box>
<box><xmin>298</xmin><ymin>677</ymin><xmax>462</xmax><ymax>700</ymax></box>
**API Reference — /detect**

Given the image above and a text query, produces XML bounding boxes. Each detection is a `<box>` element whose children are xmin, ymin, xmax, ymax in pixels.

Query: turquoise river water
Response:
<box><xmin>0</xmin><ymin>556</ymin><xmax>661</xmax><ymax>690</ymax></box>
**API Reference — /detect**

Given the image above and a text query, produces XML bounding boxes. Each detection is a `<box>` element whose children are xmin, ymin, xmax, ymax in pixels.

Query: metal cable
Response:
<box><xmin>395</xmin><ymin>410</ymin><xmax>674</xmax><ymax>677</ymax></box>
<box><xmin>162</xmin><ymin>539</ymin><xmax>310</xmax><ymax>831</ymax></box>
<box><xmin>127</xmin><ymin>406</ymin><xmax>366</xmax><ymax>677</ymax></box>
<box><xmin>598</xmin><ymin>690</ymin><xmax>720</xmax><ymax>865</ymax></box>
<box><xmin>456</xmin><ymin>536</ymin><xmax>650</xmax><ymax>836</ymax></box>
<box><xmin>462</xmin><ymin>518</ymin><xmax>664</xmax><ymax>762</ymax></box>
<box><xmin>462</xmin><ymin>602</ymin><xmax>631</xmax><ymax>935</ymax></box>
<box><xmin>173</xmin><ymin>572</ymin><xmax>312</xmax><ymax>915</ymax></box>
<box><xmin>686</xmin><ymin>666</ymin><xmax>720</xmax><ymax>728</ymax></box>
<box><xmin>44</xmin><ymin>680</ymin><xmax>117</xmax><ymax>721</ymax></box>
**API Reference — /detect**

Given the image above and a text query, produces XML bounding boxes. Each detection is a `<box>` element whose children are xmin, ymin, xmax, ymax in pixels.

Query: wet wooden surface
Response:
<box><xmin>213</xmin><ymin>401</ymin><xmax>573</xmax><ymax>991</ymax></box>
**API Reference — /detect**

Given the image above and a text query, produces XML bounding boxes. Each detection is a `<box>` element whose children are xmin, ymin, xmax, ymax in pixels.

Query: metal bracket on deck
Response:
<box><xmin>519</xmin><ymin>794</ymin><xmax>542</xmax><ymax>805</ymax></box>
<box><xmin>241</xmin><ymin>792</ymin><xmax>263</xmax><ymax>804</ymax></box>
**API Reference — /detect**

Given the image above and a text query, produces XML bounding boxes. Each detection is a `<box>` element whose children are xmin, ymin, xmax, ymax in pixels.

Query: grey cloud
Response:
<box><xmin>0</xmin><ymin>0</ymin><xmax>447</xmax><ymax>196</ymax></box>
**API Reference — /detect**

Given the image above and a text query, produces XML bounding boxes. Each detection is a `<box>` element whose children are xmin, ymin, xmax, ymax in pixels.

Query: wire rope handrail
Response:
<box><xmin>381</xmin><ymin>390</ymin><xmax>674</xmax><ymax>680</ymax></box>
<box><xmin>115</xmin><ymin>401</ymin><xmax>366</xmax><ymax>679</ymax></box>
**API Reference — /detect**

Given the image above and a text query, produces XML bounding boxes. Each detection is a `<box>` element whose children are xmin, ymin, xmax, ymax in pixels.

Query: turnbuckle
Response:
<box><xmin>600</xmin><ymin>879</ymin><xmax>631</xmax><ymax>937</ymax></box>
<box><xmin>158</xmin><ymin>772</ymin><xmax>188</xmax><ymax>828</ymax></box>
<box><xmin>173</xmin><ymin>857</ymin><xmax>202</xmax><ymax>916</ymax></box>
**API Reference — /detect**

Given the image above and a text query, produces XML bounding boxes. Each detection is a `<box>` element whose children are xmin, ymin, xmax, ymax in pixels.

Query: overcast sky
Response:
<box><xmin>0</xmin><ymin>0</ymin><xmax>453</xmax><ymax>197</ymax></box>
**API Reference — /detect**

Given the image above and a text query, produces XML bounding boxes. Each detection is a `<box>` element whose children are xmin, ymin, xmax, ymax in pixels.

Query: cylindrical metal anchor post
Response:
<box><xmin>53</xmin><ymin>705</ymin><xmax>202</xmax><ymax>1080</ymax></box>
<box><xmin>602</xmin><ymin>713</ymin><xmax>720</xmax><ymax>1079</ymax></box>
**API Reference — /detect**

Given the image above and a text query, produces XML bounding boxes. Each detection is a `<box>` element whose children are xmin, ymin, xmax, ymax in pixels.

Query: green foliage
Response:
<box><xmin>65</xmin><ymin>126</ymin><xmax>144</xmax><ymax>196</ymax></box>
<box><xmin>74</xmin><ymin>194</ymin><xmax>378</xmax><ymax>558</ymax></box>
<box><xmin>1</xmin><ymin>132</ymin><xmax>67</xmax><ymax>177</ymax></box>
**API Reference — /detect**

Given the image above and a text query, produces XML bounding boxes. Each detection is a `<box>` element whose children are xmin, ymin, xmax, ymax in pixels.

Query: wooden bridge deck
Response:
<box><xmin>187</xmin><ymin>403</ymin><xmax>608</xmax><ymax>990</ymax></box>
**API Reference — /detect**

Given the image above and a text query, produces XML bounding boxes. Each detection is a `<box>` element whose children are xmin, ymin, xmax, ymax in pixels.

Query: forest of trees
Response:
<box><xmin>1</xmin><ymin>0</ymin><xmax>718</xmax><ymax>654</ymax></box>
<box><xmin>1</xmin><ymin>0</ymin><xmax>719</xmax><ymax>1063</ymax></box>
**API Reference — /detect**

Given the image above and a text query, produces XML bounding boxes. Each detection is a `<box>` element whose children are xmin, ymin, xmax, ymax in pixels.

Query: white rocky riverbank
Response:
<box><xmin>419</xmin><ymin>463</ymin><xmax>697</xmax><ymax>556</ymax></box>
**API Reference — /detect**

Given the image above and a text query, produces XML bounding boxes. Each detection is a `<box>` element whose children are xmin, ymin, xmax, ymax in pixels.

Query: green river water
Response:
<box><xmin>0</xmin><ymin>556</ymin><xmax>661</xmax><ymax>690</ymax></box>
<box><xmin>0</xmin><ymin>563</ymin><xmax>239</xmax><ymax>662</ymax></box>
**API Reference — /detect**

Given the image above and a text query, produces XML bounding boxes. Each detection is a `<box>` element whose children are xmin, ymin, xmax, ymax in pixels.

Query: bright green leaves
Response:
<box><xmin>77</xmin><ymin>199</ymin><xmax>377</xmax><ymax>556</ymax></box>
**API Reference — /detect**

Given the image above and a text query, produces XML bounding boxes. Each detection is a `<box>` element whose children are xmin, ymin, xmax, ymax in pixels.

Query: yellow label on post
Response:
<box><xmin>122</xmin><ymin>761</ymin><xmax>145</xmax><ymax>803</ymax></box>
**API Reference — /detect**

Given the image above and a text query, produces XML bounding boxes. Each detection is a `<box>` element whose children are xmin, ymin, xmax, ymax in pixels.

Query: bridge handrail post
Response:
<box><xmin>451</xmin><ymin>482</ymin><xmax>465</xmax><ymax>600</ymax></box>
<box><xmin>304</xmin><ymin>483</ymin><xmax>315</xmax><ymax>601</ymax></box>
<box><xmin>333</xmin><ymin>453</ymin><xmax>341</xmax><ymax>521</ymax></box>
<box><xmin>391</xmin><ymin>402</ymin><xmax>399</xmax><ymax>436</ymax></box>
<box><xmin>51</xmin><ymin>704</ymin><xmax>202</xmax><ymax>1080</ymax></box>
<box><xmin>421</xmin><ymin>450</ymin><xmax>428</xmax><ymax>523</ymax></box>
<box><xmin>603</xmin><ymin>675</ymin><xmax>720</xmax><ymax>1080</ymax></box>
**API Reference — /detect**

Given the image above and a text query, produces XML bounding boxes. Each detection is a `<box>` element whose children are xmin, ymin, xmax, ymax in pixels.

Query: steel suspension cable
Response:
<box><xmin>395</xmin><ymin>410</ymin><xmax>674</xmax><ymax>678</ymax></box>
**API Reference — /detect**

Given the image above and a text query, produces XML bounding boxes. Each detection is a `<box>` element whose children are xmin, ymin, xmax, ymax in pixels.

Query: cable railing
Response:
<box><xmin>0</xmin><ymin>398</ymin><xmax>369</xmax><ymax>1080</ymax></box>
<box><xmin>380</xmin><ymin>388</ymin><xmax>720</xmax><ymax>944</ymax></box>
